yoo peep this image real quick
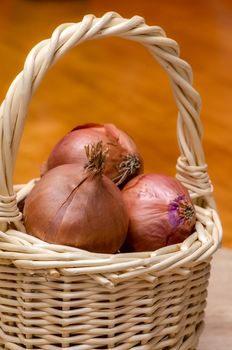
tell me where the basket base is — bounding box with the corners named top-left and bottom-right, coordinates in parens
top-left (0, 321), bottom-right (204, 350)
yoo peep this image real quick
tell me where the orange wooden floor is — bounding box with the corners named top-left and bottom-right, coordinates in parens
top-left (0, 0), bottom-right (231, 247)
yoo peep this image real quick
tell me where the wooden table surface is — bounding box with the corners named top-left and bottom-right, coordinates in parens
top-left (0, 0), bottom-right (231, 249)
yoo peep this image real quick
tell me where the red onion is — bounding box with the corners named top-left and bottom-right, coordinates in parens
top-left (121, 173), bottom-right (196, 252)
top-left (24, 142), bottom-right (129, 253)
top-left (41, 123), bottom-right (143, 186)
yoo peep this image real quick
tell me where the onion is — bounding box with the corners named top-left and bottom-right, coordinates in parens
top-left (24, 142), bottom-right (129, 254)
top-left (121, 173), bottom-right (196, 252)
top-left (41, 123), bottom-right (143, 186)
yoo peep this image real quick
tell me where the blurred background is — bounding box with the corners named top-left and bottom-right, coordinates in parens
top-left (0, 0), bottom-right (231, 247)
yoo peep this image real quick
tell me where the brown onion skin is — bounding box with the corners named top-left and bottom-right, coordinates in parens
top-left (24, 164), bottom-right (129, 254)
top-left (41, 123), bottom-right (143, 186)
top-left (121, 173), bottom-right (196, 252)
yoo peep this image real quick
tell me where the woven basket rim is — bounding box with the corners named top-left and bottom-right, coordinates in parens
top-left (0, 202), bottom-right (221, 279)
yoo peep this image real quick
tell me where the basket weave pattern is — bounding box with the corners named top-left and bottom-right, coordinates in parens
top-left (0, 12), bottom-right (222, 350)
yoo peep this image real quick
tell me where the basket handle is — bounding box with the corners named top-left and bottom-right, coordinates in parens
top-left (0, 12), bottom-right (215, 226)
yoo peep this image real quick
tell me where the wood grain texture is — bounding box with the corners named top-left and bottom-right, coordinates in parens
top-left (0, 0), bottom-right (231, 247)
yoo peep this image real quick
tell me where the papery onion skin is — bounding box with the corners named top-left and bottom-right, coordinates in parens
top-left (24, 155), bottom-right (129, 254)
top-left (41, 123), bottom-right (143, 186)
top-left (121, 173), bottom-right (196, 252)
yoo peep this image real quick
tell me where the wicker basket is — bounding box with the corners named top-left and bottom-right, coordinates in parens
top-left (0, 12), bottom-right (222, 350)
